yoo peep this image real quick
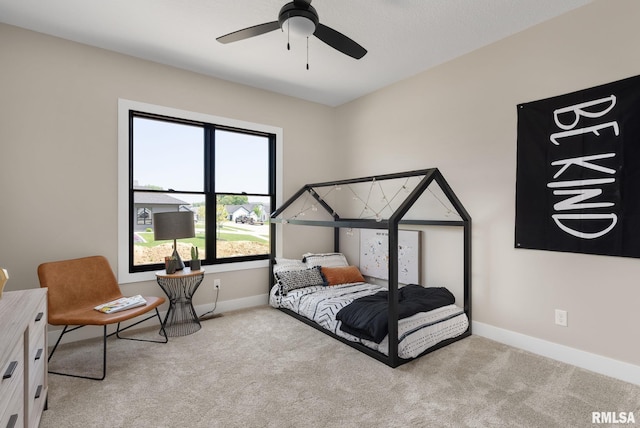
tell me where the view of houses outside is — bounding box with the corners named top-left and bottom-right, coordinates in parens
top-left (132, 192), bottom-right (270, 266)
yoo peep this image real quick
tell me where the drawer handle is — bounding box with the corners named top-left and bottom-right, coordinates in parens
top-left (35, 312), bottom-right (44, 322)
top-left (7, 414), bottom-right (18, 428)
top-left (35, 348), bottom-right (43, 361)
top-left (35, 384), bottom-right (42, 399)
top-left (3, 361), bottom-right (17, 379)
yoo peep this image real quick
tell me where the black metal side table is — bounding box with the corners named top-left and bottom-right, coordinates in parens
top-left (155, 268), bottom-right (204, 336)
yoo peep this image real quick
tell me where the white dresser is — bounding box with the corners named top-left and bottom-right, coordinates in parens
top-left (0, 289), bottom-right (48, 428)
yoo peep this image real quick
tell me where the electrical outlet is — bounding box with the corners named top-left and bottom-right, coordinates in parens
top-left (555, 309), bottom-right (568, 327)
top-left (214, 279), bottom-right (221, 290)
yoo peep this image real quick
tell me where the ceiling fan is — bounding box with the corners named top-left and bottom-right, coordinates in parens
top-left (216, 0), bottom-right (367, 60)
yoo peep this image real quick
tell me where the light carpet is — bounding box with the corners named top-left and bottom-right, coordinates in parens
top-left (40, 306), bottom-right (640, 428)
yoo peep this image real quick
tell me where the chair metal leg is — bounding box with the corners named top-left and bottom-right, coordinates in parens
top-left (48, 325), bottom-right (107, 381)
top-left (114, 308), bottom-right (168, 343)
top-left (47, 309), bottom-right (167, 381)
top-left (47, 325), bottom-right (69, 363)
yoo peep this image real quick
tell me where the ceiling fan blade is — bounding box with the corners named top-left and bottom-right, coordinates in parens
top-left (313, 23), bottom-right (367, 59)
top-left (217, 21), bottom-right (281, 44)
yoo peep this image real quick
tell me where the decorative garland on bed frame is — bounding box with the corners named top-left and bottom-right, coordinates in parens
top-left (270, 168), bottom-right (472, 368)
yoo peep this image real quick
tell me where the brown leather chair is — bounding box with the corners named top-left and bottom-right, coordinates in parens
top-left (38, 255), bottom-right (168, 380)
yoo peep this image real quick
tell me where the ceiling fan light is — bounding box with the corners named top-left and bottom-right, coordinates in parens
top-left (286, 16), bottom-right (315, 37)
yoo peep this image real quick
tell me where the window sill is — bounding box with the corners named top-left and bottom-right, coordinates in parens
top-left (118, 259), bottom-right (269, 284)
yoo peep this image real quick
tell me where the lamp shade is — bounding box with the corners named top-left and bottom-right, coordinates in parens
top-left (153, 211), bottom-right (195, 241)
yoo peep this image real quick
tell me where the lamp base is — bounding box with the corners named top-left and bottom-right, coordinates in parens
top-left (172, 247), bottom-right (185, 271)
top-left (165, 241), bottom-right (185, 274)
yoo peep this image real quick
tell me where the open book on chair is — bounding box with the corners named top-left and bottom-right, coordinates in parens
top-left (94, 295), bottom-right (147, 314)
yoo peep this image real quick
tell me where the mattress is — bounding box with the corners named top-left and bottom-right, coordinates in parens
top-left (269, 282), bottom-right (469, 359)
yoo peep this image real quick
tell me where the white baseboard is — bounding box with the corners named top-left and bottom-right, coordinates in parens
top-left (473, 321), bottom-right (640, 386)
top-left (196, 293), bottom-right (269, 316)
top-left (46, 294), bottom-right (269, 346)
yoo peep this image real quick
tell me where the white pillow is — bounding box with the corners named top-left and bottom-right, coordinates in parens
top-left (302, 252), bottom-right (349, 268)
top-left (273, 258), bottom-right (308, 274)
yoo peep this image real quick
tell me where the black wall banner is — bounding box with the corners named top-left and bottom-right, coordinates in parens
top-left (515, 75), bottom-right (640, 258)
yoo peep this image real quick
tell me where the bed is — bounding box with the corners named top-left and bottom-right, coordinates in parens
top-left (269, 169), bottom-right (472, 367)
top-left (269, 263), bottom-right (469, 359)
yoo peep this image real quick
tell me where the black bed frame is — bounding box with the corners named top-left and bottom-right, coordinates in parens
top-left (269, 168), bottom-right (471, 368)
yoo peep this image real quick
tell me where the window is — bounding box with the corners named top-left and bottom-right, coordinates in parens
top-left (136, 208), bottom-right (152, 225)
top-left (118, 100), bottom-right (282, 281)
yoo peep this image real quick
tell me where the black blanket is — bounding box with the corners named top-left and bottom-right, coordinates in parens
top-left (335, 285), bottom-right (455, 343)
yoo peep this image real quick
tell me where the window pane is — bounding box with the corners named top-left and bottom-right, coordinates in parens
top-left (133, 192), bottom-right (205, 267)
top-left (216, 195), bottom-right (270, 259)
top-left (215, 130), bottom-right (269, 194)
top-left (133, 117), bottom-right (204, 192)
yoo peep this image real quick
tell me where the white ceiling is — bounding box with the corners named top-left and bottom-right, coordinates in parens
top-left (0, 0), bottom-right (593, 106)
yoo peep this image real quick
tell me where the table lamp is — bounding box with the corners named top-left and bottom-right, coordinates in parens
top-left (153, 211), bottom-right (195, 271)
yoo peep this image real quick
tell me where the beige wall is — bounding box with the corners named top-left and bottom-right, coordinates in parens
top-left (0, 24), bottom-right (338, 307)
top-left (335, 0), bottom-right (640, 367)
top-left (1, 0), bottom-right (638, 371)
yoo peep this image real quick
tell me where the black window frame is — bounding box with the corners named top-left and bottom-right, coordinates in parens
top-left (128, 110), bottom-right (276, 273)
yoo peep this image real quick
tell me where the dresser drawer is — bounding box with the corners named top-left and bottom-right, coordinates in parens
top-left (0, 337), bottom-right (24, 421)
top-left (28, 374), bottom-right (46, 428)
top-left (0, 389), bottom-right (24, 428)
top-left (28, 328), bottom-right (47, 428)
top-left (28, 296), bottom-right (47, 349)
top-left (28, 326), bottom-right (46, 390)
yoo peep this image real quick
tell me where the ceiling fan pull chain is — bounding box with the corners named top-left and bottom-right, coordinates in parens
top-left (287, 15), bottom-right (291, 51)
top-left (306, 36), bottom-right (309, 70)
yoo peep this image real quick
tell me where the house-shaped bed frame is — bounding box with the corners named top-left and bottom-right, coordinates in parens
top-left (270, 168), bottom-right (471, 367)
